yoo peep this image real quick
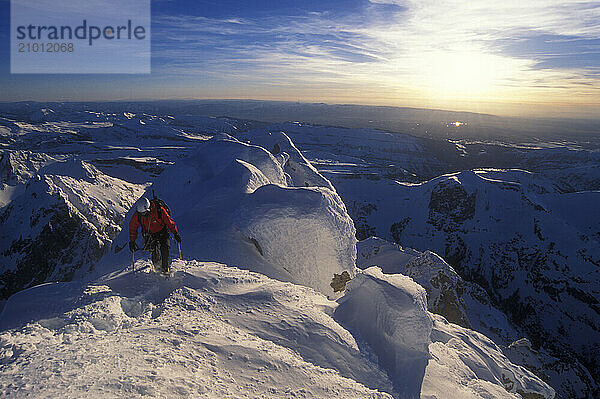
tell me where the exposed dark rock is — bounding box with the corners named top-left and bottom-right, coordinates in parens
top-left (390, 217), bottom-right (411, 244)
top-left (330, 271), bottom-right (351, 292)
top-left (0, 204), bottom-right (107, 299)
top-left (428, 180), bottom-right (476, 229)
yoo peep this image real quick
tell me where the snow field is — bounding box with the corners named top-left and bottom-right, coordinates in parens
top-left (1, 258), bottom-right (554, 398)
top-left (0, 126), bottom-right (557, 398)
top-left (105, 134), bottom-right (356, 297)
top-left (335, 267), bottom-right (432, 398)
top-left (0, 261), bottom-right (392, 398)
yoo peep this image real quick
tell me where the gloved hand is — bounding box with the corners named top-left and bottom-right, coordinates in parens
top-left (174, 232), bottom-right (182, 243)
top-left (129, 241), bottom-right (138, 252)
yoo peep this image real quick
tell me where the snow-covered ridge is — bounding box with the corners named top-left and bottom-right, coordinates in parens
top-left (357, 237), bottom-right (595, 398)
top-left (0, 261), bottom-right (393, 398)
top-left (0, 160), bottom-right (145, 299)
top-left (0, 150), bottom-right (60, 186)
top-left (0, 260), bottom-right (554, 399)
top-left (1, 104), bottom-right (593, 397)
top-left (339, 169), bottom-right (600, 397)
top-left (0, 108), bottom-right (259, 300)
top-left (102, 133), bottom-right (356, 297)
top-left (0, 124), bottom-right (555, 398)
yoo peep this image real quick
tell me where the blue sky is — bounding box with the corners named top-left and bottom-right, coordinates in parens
top-left (1, 0), bottom-right (599, 117)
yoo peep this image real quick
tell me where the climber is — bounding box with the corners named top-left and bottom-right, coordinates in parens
top-left (129, 196), bottom-right (181, 274)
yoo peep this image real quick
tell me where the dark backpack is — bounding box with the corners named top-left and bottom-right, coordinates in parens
top-left (138, 191), bottom-right (172, 232)
top-left (151, 197), bottom-right (171, 216)
top-left (150, 189), bottom-right (171, 216)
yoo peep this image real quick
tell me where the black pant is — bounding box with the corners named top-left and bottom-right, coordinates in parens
top-left (144, 228), bottom-right (170, 272)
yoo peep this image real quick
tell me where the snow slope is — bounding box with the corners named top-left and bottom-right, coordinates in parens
top-left (0, 160), bottom-right (145, 299)
top-left (357, 237), bottom-right (595, 398)
top-left (0, 106), bottom-right (256, 299)
top-left (0, 260), bottom-right (553, 399)
top-left (1, 103), bottom-right (591, 397)
top-left (103, 133), bottom-right (356, 297)
top-left (336, 169), bottom-right (600, 397)
top-left (0, 123), bottom-right (555, 398)
top-left (0, 261), bottom-right (392, 398)
top-left (0, 150), bottom-right (59, 185)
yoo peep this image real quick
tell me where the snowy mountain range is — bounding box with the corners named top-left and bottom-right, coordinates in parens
top-left (0, 102), bottom-right (598, 398)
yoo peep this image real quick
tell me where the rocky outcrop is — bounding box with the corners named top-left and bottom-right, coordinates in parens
top-left (357, 237), bottom-right (598, 398)
top-left (428, 177), bottom-right (476, 229)
top-left (0, 150), bottom-right (57, 185)
top-left (0, 161), bottom-right (145, 299)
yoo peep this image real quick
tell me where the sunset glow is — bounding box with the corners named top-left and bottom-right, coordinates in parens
top-left (1, 0), bottom-right (599, 118)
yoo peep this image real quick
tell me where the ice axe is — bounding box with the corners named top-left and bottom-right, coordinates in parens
top-left (178, 242), bottom-right (182, 259)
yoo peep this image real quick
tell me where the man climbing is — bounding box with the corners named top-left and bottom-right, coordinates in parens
top-left (129, 197), bottom-right (181, 274)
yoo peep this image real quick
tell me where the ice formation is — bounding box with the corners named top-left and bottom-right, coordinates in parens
top-left (103, 134), bottom-right (356, 297)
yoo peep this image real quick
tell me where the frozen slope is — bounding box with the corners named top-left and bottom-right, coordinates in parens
top-left (102, 134), bottom-right (356, 297)
top-left (0, 133), bottom-right (554, 398)
top-left (0, 260), bottom-right (553, 399)
top-left (357, 237), bottom-right (595, 398)
top-left (333, 168), bottom-right (600, 393)
top-left (0, 160), bottom-right (146, 299)
top-left (0, 261), bottom-right (392, 398)
top-left (0, 120), bottom-right (557, 398)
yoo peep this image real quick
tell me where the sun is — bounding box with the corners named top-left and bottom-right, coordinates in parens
top-left (419, 50), bottom-right (519, 99)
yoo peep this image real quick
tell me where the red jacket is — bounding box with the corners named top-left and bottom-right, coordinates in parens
top-left (129, 202), bottom-right (178, 242)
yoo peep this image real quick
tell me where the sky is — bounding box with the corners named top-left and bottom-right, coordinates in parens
top-left (1, 0), bottom-right (599, 118)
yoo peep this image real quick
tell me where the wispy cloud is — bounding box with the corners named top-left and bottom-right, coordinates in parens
top-left (148, 0), bottom-right (600, 112)
top-left (2, 0), bottom-right (597, 114)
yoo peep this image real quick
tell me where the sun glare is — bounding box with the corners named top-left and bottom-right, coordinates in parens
top-left (419, 50), bottom-right (521, 100)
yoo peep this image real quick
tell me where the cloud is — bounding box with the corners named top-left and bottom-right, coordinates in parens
top-left (6, 0), bottom-right (596, 113)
